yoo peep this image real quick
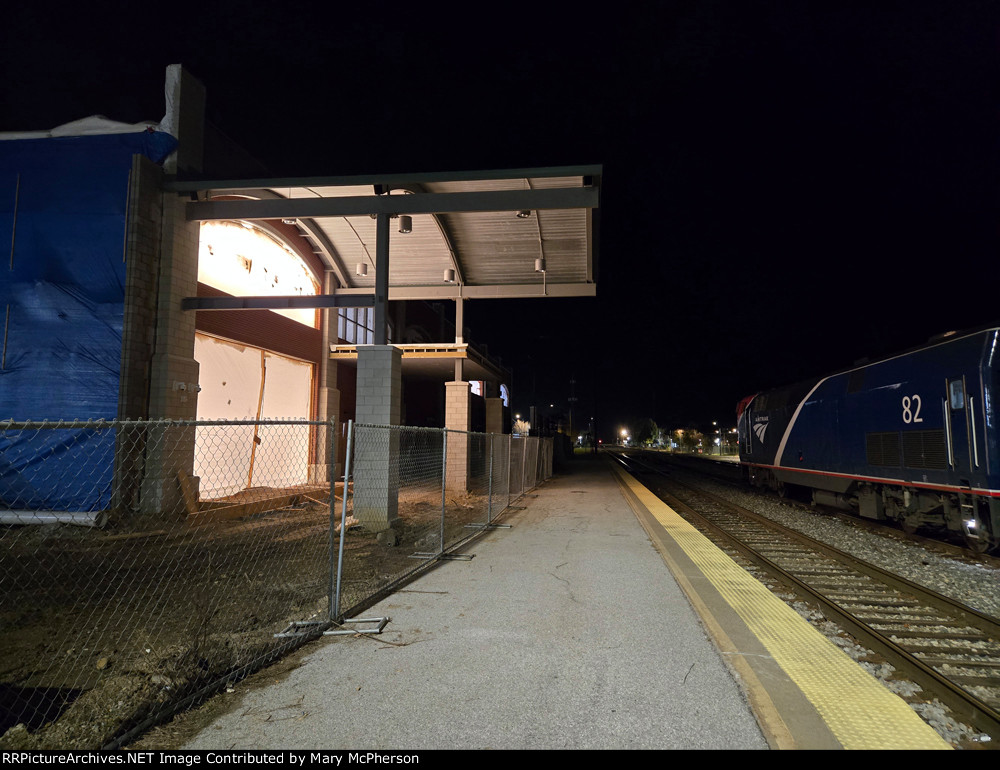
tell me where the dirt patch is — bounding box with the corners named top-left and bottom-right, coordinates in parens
top-left (125, 640), bottom-right (321, 751)
top-left (0, 487), bottom-right (496, 749)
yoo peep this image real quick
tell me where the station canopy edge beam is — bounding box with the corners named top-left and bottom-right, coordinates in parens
top-left (165, 165), bottom-right (603, 194)
top-left (184, 187), bottom-right (599, 222)
top-left (181, 294), bottom-right (375, 311)
top-left (333, 284), bottom-right (596, 300)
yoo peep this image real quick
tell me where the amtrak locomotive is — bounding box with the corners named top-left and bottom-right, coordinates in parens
top-left (737, 327), bottom-right (1000, 552)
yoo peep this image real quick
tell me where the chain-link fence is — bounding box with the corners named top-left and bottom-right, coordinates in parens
top-left (0, 418), bottom-right (551, 750)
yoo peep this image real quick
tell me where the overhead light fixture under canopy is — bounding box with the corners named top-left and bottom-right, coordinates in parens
top-left (443, 268), bottom-right (456, 283)
top-left (356, 263), bottom-right (368, 277)
top-left (398, 215), bottom-right (412, 234)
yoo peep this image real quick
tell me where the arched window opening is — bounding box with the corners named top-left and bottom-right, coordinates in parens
top-left (198, 220), bottom-right (320, 328)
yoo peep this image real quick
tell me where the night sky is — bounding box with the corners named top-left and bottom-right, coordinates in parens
top-left (3, 2), bottom-right (998, 441)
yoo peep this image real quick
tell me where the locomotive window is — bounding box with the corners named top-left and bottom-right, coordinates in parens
top-left (758, 387), bottom-right (793, 410)
top-left (949, 381), bottom-right (965, 410)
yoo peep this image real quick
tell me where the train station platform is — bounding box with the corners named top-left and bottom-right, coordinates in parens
top-left (180, 454), bottom-right (951, 751)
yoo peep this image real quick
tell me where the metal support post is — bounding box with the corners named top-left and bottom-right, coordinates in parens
top-left (487, 435), bottom-right (494, 524)
top-left (507, 434), bottom-right (513, 508)
top-left (332, 419), bottom-right (354, 621)
top-left (521, 437), bottom-right (531, 495)
top-left (327, 419), bottom-right (338, 620)
top-left (440, 428), bottom-right (447, 554)
top-left (279, 420), bottom-right (389, 639)
top-left (374, 214), bottom-right (390, 345)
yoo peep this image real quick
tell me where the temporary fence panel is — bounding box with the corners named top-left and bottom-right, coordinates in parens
top-left (0, 419), bottom-right (333, 751)
top-left (0, 418), bottom-right (553, 750)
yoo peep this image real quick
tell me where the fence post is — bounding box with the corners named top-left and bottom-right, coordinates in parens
top-left (327, 418), bottom-right (337, 619)
top-left (506, 434), bottom-right (512, 508)
top-left (440, 428), bottom-right (447, 554)
top-left (332, 419), bottom-right (354, 621)
top-left (521, 437), bottom-right (531, 495)
top-left (487, 434), bottom-right (494, 525)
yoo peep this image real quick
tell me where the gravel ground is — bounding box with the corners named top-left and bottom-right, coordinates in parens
top-left (685, 470), bottom-right (1000, 749)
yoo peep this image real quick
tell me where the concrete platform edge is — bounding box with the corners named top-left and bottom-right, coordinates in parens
top-left (607, 460), bottom-right (951, 751)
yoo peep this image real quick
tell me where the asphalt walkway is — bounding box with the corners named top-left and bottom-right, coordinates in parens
top-left (183, 454), bottom-right (768, 750)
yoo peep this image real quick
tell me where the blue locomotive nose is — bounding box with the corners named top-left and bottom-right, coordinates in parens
top-left (736, 327), bottom-right (1000, 553)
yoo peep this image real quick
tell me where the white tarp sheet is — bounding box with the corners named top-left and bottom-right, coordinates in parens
top-left (194, 333), bottom-right (313, 499)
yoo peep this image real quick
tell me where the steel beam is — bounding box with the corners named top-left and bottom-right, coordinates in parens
top-left (374, 212), bottom-right (390, 345)
top-left (186, 187), bottom-right (599, 222)
top-left (164, 164), bottom-right (604, 194)
top-left (181, 294), bottom-right (375, 311)
top-left (332, 283), bottom-right (597, 300)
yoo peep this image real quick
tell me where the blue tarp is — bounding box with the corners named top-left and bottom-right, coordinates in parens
top-left (0, 130), bottom-right (177, 511)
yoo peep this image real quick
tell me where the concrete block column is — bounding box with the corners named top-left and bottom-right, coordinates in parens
top-left (355, 345), bottom-right (402, 426)
top-left (445, 381), bottom-right (471, 493)
top-left (353, 346), bottom-right (402, 531)
top-left (140, 192), bottom-right (201, 514)
top-left (114, 155), bottom-right (164, 515)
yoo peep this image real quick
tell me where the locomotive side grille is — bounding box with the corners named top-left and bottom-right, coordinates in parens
top-left (866, 432), bottom-right (900, 466)
top-left (901, 429), bottom-right (947, 470)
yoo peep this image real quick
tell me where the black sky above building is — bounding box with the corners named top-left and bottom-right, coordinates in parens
top-left (3, 2), bottom-right (997, 440)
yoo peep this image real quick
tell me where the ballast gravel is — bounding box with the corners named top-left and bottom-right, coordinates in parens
top-left (690, 471), bottom-right (1000, 748)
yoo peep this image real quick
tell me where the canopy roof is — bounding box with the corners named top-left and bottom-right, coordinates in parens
top-left (169, 165), bottom-right (601, 301)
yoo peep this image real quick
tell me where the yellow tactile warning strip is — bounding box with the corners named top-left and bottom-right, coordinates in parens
top-left (611, 464), bottom-right (951, 750)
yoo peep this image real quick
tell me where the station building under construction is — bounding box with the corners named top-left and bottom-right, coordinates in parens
top-left (0, 65), bottom-right (601, 528)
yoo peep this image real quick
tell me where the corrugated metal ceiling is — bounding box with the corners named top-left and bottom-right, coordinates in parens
top-left (176, 166), bottom-right (600, 301)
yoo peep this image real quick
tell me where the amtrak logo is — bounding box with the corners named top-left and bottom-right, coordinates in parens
top-left (752, 422), bottom-right (768, 443)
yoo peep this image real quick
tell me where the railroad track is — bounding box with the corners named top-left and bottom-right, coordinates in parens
top-left (611, 450), bottom-right (1000, 742)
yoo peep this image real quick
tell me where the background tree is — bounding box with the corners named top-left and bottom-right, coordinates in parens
top-left (670, 428), bottom-right (703, 452)
top-left (635, 418), bottom-right (659, 447)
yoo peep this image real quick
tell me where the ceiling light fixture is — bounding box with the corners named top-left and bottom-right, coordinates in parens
top-left (534, 257), bottom-right (546, 273)
top-left (516, 210), bottom-right (531, 218)
top-left (443, 268), bottom-right (456, 283)
top-left (356, 263), bottom-right (368, 277)
top-left (398, 215), bottom-right (412, 234)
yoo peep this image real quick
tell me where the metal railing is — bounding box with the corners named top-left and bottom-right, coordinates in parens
top-left (0, 418), bottom-right (551, 749)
